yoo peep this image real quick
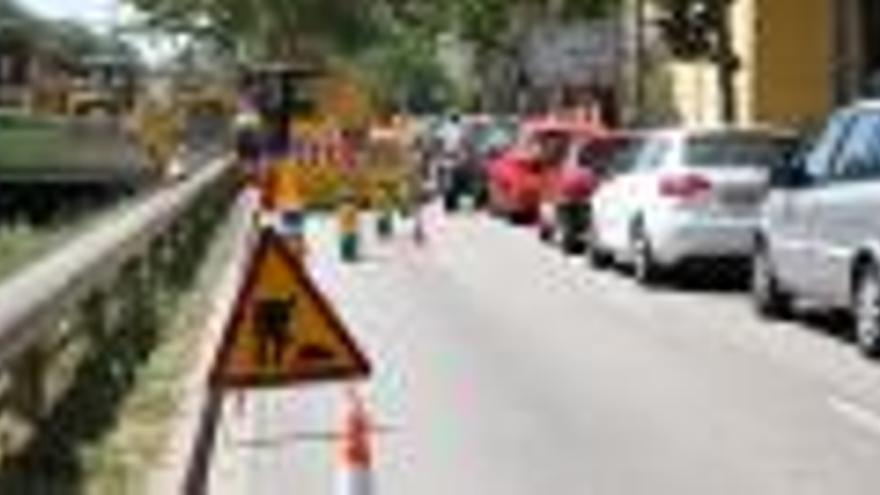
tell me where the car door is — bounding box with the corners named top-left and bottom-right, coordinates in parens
top-left (591, 164), bottom-right (632, 253)
top-left (591, 139), bottom-right (644, 252)
top-left (631, 134), bottom-right (679, 238)
top-left (770, 111), bottom-right (855, 296)
top-left (809, 110), bottom-right (880, 306)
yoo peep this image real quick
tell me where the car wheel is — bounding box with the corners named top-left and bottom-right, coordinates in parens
top-left (854, 265), bottom-right (880, 358)
top-left (751, 246), bottom-right (792, 319)
top-left (561, 227), bottom-right (585, 255)
top-left (585, 221), bottom-right (611, 269)
top-left (561, 236), bottom-right (584, 255)
top-left (539, 222), bottom-right (555, 243)
top-left (443, 191), bottom-right (459, 212)
top-left (632, 224), bottom-right (662, 286)
top-left (588, 245), bottom-right (612, 270)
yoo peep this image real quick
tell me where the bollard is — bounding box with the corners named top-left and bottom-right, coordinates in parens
top-left (339, 200), bottom-right (361, 262)
top-left (376, 210), bottom-right (393, 240)
top-left (375, 183), bottom-right (395, 240)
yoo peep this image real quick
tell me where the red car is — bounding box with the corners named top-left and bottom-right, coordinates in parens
top-left (538, 132), bottom-right (632, 253)
top-left (488, 116), bottom-right (607, 230)
top-left (487, 147), bottom-right (543, 223)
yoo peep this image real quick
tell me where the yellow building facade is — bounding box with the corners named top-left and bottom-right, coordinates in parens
top-left (661, 0), bottom-right (880, 129)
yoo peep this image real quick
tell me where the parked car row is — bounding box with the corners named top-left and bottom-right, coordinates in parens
top-left (489, 101), bottom-right (880, 358)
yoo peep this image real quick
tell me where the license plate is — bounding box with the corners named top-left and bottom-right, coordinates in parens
top-left (721, 188), bottom-right (763, 206)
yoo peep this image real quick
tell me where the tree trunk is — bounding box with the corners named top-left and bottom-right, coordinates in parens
top-left (634, 0), bottom-right (646, 123)
top-left (715, 0), bottom-right (738, 123)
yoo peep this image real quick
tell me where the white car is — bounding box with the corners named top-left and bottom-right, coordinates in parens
top-left (752, 101), bottom-right (880, 356)
top-left (590, 127), bottom-right (797, 285)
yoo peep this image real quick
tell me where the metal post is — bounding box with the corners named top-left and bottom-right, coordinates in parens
top-left (183, 388), bottom-right (224, 495)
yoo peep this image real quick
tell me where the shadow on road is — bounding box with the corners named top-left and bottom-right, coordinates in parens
top-left (796, 310), bottom-right (856, 346)
top-left (663, 262), bottom-right (750, 294)
top-left (601, 257), bottom-right (864, 352)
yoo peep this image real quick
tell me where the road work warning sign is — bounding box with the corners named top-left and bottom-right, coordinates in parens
top-left (210, 230), bottom-right (370, 388)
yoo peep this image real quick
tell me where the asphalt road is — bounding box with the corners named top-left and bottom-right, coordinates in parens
top-left (207, 206), bottom-right (880, 495)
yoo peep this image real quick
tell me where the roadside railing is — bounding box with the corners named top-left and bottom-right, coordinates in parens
top-left (0, 156), bottom-right (239, 486)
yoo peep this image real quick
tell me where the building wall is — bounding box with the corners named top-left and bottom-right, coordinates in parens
top-left (750, 0), bottom-right (832, 127)
top-left (833, 0), bottom-right (880, 102)
top-left (668, 61), bottom-right (718, 126)
top-left (664, 0), bottom-right (833, 128)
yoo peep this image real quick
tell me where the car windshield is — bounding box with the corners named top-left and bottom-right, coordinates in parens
top-left (685, 133), bottom-right (796, 168)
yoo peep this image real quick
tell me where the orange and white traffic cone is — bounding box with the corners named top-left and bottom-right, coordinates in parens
top-left (337, 388), bottom-right (374, 495)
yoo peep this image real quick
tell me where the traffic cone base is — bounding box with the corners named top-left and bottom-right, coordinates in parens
top-left (337, 388), bottom-right (374, 495)
top-left (337, 470), bottom-right (373, 495)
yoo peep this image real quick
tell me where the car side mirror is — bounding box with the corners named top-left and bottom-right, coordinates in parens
top-left (771, 157), bottom-right (811, 189)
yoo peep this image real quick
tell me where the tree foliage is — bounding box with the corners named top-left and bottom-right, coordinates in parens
top-left (0, 0), bottom-right (138, 64)
top-left (125, 0), bottom-right (388, 59)
top-left (654, 0), bottom-right (732, 60)
top-left (653, 0), bottom-right (738, 122)
top-left (406, 0), bottom-right (620, 58)
top-left (126, 0), bottom-right (623, 62)
top-left (123, 0), bottom-right (621, 109)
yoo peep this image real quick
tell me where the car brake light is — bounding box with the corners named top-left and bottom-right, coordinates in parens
top-left (659, 173), bottom-right (712, 199)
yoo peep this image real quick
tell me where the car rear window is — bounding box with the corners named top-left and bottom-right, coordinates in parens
top-left (477, 122), bottom-right (517, 154)
top-left (685, 134), bottom-right (796, 168)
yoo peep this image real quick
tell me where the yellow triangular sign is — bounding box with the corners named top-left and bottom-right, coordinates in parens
top-left (210, 230), bottom-right (370, 388)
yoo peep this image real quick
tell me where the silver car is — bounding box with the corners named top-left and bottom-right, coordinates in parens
top-left (752, 101), bottom-right (880, 356)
